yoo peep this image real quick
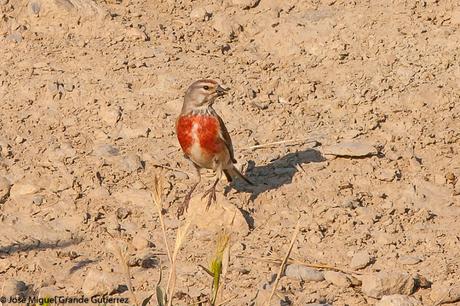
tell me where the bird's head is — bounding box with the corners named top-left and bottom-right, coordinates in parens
top-left (183, 79), bottom-right (228, 112)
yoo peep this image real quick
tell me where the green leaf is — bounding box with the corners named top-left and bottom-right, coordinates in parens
top-left (141, 293), bottom-right (154, 306)
top-left (156, 286), bottom-right (166, 306)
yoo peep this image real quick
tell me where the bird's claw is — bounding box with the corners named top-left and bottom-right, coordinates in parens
top-left (177, 194), bottom-right (191, 218)
top-left (201, 186), bottom-right (217, 210)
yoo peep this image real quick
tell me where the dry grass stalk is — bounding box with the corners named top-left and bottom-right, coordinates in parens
top-left (166, 215), bottom-right (194, 306)
top-left (241, 138), bottom-right (318, 151)
top-left (266, 218), bottom-right (301, 305)
top-left (111, 241), bottom-right (140, 306)
top-left (151, 163), bottom-right (193, 178)
top-left (237, 255), bottom-right (363, 276)
top-left (150, 173), bottom-right (172, 263)
top-left (216, 294), bottom-right (238, 306)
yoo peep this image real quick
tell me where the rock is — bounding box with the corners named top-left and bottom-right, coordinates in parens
top-left (322, 141), bottom-right (377, 157)
top-left (6, 32), bottom-right (23, 43)
top-left (350, 250), bottom-right (373, 270)
top-left (378, 169), bottom-right (396, 182)
top-left (93, 144), bottom-right (119, 157)
top-left (0, 176), bottom-right (11, 203)
top-left (48, 143), bottom-right (77, 161)
top-left (116, 207), bottom-right (131, 220)
top-left (81, 269), bottom-right (123, 297)
top-left (190, 7), bottom-right (208, 21)
top-left (232, 0), bottom-right (260, 9)
top-left (125, 27), bottom-right (148, 41)
top-left (132, 233), bottom-right (152, 250)
top-left (118, 153), bottom-right (143, 172)
top-left (284, 264), bottom-right (324, 282)
top-left (186, 194), bottom-right (249, 235)
top-left (10, 183), bottom-right (40, 198)
top-left (2, 279), bottom-right (28, 297)
top-left (323, 271), bottom-right (351, 288)
top-left (15, 136), bottom-right (26, 144)
top-left (29, 1), bottom-right (41, 15)
top-left (361, 272), bottom-right (415, 298)
top-left (32, 194), bottom-right (44, 206)
top-left (398, 255), bottom-right (422, 265)
top-left (100, 106), bottom-right (121, 126)
top-left (212, 13), bottom-right (241, 38)
top-left (376, 295), bottom-right (422, 306)
top-left (0, 138), bottom-right (11, 157)
top-left (430, 280), bottom-right (460, 304)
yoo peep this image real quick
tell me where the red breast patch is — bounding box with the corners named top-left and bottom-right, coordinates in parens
top-left (176, 114), bottom-right (223, 156)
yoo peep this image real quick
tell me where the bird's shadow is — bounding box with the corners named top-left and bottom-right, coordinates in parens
top-left (226, 148), bottom-right (325, 201)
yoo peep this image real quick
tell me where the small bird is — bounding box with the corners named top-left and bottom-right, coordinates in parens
top-left (176, 79), bottom-right (253, 217)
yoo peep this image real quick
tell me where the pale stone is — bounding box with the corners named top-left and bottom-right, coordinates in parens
top-left (322, 141), bottom-right (377, 157)
top-left (362, 272), bottom-right (415, 298)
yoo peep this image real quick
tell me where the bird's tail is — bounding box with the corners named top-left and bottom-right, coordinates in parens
top-left (224, 166), bottom-right (254, 185)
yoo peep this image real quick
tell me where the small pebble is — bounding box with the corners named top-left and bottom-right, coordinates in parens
top-left (376, 294), bottom-right (422, 306)
top-left (0, 176), bottom-right (11, 203)
top-left (398, 255), bottom-right (422, 265)
top-left (82, 269), bottom-right (123, 297)
top-left (29, 1), bottom-right (40, 14)
top-left (93, 144), bottom-right (119, 157)
top-left (32, 194), bottom-right (44, 206)
top-left (362, 272), bottom-right (415, 298)
top-left (132, 233), bottom-right (151, 250)
top-left (10, 183), bottom-right (40, 198)
top-left (2, 279), bottom-right (27, 297)
top-left (15, 136), bottom-right (26, 144)
top-left (119, 153), bottom-right (143, 172)
top-left (323, 271), bottom-right (351, 288)
top-left (284, 264), bottom-right (324, 282)
top-left (350, 250), bottom-right (373, 270)
top-left (6, 32), bottom-right (23, 43)
top-left (322, 141), bottom-right (377, 157)
top-left (430, 280), bottom-right (460, 304)
top-left (116, 207), bottom-right (131, 220)
top-left (190, 7), bottom-right (208, 21)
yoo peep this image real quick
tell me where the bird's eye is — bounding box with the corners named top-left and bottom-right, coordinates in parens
top-left (203, 86), bottom-right (209, 90)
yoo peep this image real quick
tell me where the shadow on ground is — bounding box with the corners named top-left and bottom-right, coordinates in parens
top-left (0, 238), bottom-right (82, 255)
top-left (226, 148), bottom-right (325, 201)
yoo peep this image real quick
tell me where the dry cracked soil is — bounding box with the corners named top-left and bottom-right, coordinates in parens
top-left (0, 0), bottom-right (460, 305)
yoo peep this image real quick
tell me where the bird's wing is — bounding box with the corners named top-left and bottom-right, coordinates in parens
top-left (217, 114), bottom-right (237, 163)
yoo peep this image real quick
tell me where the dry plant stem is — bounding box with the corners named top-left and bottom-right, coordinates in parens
top-left (237, 255), bottom-right (363, 276)
top-left (241, 138), bottom-right (317, 150)
top-left (289, 259), bottom-right (363, 276)
top-left (166, 216), bottom-right (194, 306)
top-left (113, 243), bottom-right (140, 306)
top-left (150, 175), bottom-right (172, 263)
top-left (216, 294), bottom-right (238, 306)
top-left (267, 218), bottom-right (301, 306)
top-left (151, 163), bottom-right (193, 178)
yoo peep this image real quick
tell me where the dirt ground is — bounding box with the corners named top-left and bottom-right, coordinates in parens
top-left (1, 0), bottom-right (459, 305)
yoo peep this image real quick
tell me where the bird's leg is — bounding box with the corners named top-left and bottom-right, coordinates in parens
top-left (177, 165), bottom-right (201, 218)
top-left (202, 162), bottom-right (222, 209)
top-left (202, 177), bottom-right (219, 209)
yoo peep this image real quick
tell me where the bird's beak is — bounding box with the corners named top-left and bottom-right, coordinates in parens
top-left (216, 84), bottom-right (229, 96)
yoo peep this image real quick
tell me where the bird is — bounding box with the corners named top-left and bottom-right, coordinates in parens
top-left (175, 79), bottom-right (253, 217)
